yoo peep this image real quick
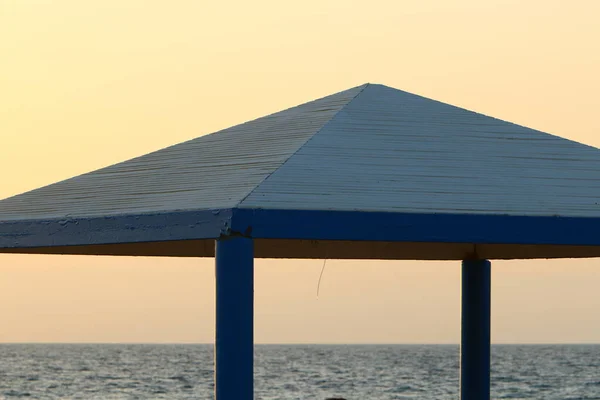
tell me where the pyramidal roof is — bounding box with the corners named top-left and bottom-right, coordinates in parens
top-left (2, 83), bottom-right (600, 260)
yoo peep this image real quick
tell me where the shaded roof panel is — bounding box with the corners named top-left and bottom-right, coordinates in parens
top-left (241, 84), bottom-right (600, 217)
top-left (0, 84), bottom-right (366, 221)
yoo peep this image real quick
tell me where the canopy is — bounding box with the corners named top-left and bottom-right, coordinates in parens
top-left (1, 83), bottom-right (600, 260)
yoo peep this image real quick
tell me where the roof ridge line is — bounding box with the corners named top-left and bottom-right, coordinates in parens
top-left (233, 83), bottom-right (370, 209)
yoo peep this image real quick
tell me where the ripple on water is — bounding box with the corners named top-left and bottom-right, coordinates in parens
top-left (0, 344), bottom-right (600, 399)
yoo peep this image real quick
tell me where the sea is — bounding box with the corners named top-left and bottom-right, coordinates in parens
top-left (0, 344), bottom-right (599, 399)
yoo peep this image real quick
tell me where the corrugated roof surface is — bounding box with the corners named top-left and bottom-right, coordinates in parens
top-left (0, 85), bottom-right (365, 221)
top-left (241, 84), bottom-right (600, 217)
top-left (1, 83), bottom-right (599, 224)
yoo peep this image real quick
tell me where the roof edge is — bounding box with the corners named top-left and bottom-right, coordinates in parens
top-left (0, 209), bottom-right (232, 250)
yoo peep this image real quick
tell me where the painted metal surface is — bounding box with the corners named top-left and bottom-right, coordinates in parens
top-left (460, 259), bottom-right (491, 400)
top-left (231, 208), bottom-right (600, 246)
top-left (215, 237), bottom-right (254, 400)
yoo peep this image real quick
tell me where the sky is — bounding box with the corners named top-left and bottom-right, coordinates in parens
top-left (1, 0), bottom-right (600, 344)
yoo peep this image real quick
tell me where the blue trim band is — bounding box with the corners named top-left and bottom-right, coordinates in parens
top-left (232, 208), bottom-right (600, 246)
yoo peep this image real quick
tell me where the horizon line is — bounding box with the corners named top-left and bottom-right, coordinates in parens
top-left (2, 342), bottom-right (600, 346)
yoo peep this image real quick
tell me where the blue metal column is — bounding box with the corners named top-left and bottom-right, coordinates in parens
top-left (461, 259), bottom-right (491, 400)
top-left (215, 236), bottom-right (254, 400)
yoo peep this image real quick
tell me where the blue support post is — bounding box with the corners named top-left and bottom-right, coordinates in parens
top-left (215, 236), bottom-right (254, 400)
top-left (461, 259), bottom-right (491, 400)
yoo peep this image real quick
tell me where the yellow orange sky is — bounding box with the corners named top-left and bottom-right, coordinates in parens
top-left (1, 0), bottom-right (600, 343)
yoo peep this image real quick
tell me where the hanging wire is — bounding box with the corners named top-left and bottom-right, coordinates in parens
top-left (316, 258), bottom-right (328, 298)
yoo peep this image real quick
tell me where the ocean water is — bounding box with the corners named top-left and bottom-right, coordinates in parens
top-left (0, 344), bottom-right (599, 399)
